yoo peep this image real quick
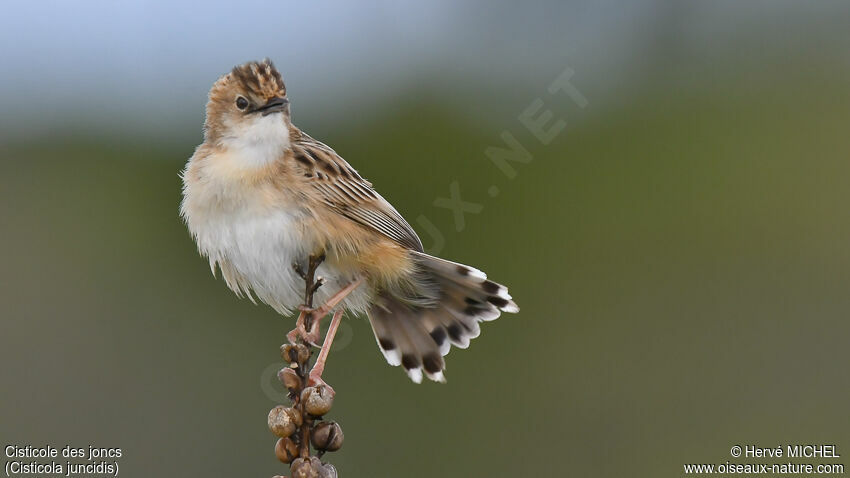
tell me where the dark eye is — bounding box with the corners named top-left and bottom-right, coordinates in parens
top-left (235, 96), bottom-right (249, 110)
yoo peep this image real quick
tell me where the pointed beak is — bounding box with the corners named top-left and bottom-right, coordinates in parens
top-left (255, 97), bottom-right (289, 116)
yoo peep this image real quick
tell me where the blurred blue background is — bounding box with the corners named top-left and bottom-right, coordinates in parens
top-left (1, 1), bottom-right (849, 476)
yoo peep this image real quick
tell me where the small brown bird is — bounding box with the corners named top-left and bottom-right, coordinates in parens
top-left (181, 59), bottom-right (518, 386)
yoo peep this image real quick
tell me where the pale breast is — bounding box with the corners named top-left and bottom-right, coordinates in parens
top-left (214, 207), bottom-right (308, 312)
top-left (182, 159), bottom-right (371, 315)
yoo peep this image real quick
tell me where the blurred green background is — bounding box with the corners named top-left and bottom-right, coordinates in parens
top-left (2, 1), bottom-right (849, 477)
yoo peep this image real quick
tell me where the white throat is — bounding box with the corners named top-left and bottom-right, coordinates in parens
top-left (220, 114), bottom-right (291, 168)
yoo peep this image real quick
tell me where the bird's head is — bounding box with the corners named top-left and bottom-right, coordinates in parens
top-left (203, 59), bottom-right (292, 149)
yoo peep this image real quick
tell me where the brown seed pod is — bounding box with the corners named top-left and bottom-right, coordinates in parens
top-left (274, 437), bottom-right (299, 464)
top-left (280, 344), bottom-right (295, 362)
top-left (311, 421), bottom-right (344, 452)
top-left (294, 344), bottom-right (311, 364)
top-left (318, 462), bottom-right (338, 478)
top-left (286, 407), bottom-right (303, 427)
top-left (278, 367), bottom-right (302, 391)
top-left (280, 344), bottom-right (311, 365)
top-left (268, 405), bottom-right (298, 438)
top-left (290, 457), bottom-right (321, 478)
top-left (301, 386), bottom-right (334, 416)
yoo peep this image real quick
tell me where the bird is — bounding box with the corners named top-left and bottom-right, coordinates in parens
top-left (180, 59), bottom-right (519, 386)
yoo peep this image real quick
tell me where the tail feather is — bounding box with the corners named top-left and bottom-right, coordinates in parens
top-left (412, 251), bottom-right (519, 314)
top-left (368, 252), bottom-right (519, 383)
top-left (369, 293), bottom-right (445, 383)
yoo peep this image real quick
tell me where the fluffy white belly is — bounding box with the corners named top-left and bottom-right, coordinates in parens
top-left (189, 206), bottom-right (370, 316)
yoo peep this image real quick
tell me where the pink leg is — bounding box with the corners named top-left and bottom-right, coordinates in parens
top-left (310, 277), bottom-right (364, 319)
top-left (286, 309), bottom-right (310, 344)
top-left (308, 309), bottom-right (344, 395)
top-left (288, 277), bottom-right (363, 346)
top-left (301, 277), bottom-right (364, 344)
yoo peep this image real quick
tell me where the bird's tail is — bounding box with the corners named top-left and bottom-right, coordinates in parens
top-left (367, 251), bottom-right (519, 383)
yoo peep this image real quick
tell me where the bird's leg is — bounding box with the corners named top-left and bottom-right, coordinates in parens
top-left (308, 277), bottom-right (364, 319)
top-left (286, 308), bottom-right (310, 345)
top-left (300, 277), bottom-right (363, 346)
top-left (300, 308), bottom-right (323, 347)
top-left (307, 309), bottom-right (344, 396)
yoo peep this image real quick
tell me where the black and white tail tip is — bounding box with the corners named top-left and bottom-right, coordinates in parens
top-left (369, 253), bottom-right (519, 383)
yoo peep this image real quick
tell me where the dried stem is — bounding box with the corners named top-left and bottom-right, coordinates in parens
top-left (271, 253), bottom-right (341, 478)
top-left (292, 253), bottom-right (324, 306)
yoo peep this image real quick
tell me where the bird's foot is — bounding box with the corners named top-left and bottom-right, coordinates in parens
top-left (286, 309), bottom-right (320, 346)
top-left (286, 324), bottom-right (307, 345)
top-left (287, 322), bottom-right (323, 347)
top-left (294, 306), bottom-right (325, 347)
top-left (302, 320), bottom-right (323, 347)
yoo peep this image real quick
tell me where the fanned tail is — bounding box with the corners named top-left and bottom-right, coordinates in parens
top-left (368, 251), bottom-right (519, 383)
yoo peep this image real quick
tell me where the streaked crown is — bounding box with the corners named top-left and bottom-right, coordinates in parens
top-left (229, 59), bottom-right (286, 99)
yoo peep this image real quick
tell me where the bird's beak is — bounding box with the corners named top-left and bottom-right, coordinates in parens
top-left (255, 97), bottom-right (289, 116)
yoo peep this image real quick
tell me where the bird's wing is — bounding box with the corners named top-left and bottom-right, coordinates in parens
top-left (291, 133), bottom-right (424, 252)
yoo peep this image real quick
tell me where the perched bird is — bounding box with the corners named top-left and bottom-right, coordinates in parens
top-left (181, 59), bottom-right (518, 384)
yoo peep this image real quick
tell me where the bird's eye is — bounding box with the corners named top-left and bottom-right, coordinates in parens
top-left (235, 96), bottom-right (249, 110)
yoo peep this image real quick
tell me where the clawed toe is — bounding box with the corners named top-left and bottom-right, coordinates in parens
top-left (286, 329), bottom-right (298, 345)
top-left (286, 325), bottom-right (308, 345)
top-left (304, 328), bottom-right (322, 347)
top-left (289, 308), bottom-right (323, 346)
